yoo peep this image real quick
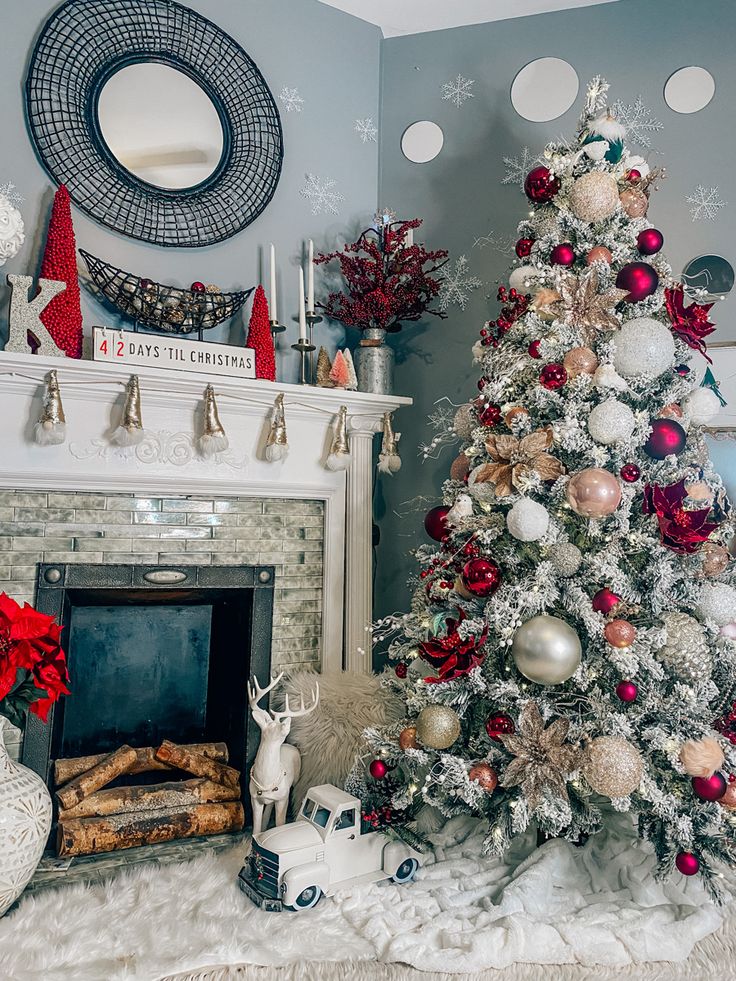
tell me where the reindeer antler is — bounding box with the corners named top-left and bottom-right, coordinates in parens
top-left (247, 671), bottom-right (285, 710)
top-left (272, 682), bottom-right (320, 723)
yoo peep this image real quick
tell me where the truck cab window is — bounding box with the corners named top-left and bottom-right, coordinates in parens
top-left (302, 799), bottom-right (315, 819)
top-left (334, 808), bottom-right (355, 831)
top-left (312, 806), bottom-right (331, 828)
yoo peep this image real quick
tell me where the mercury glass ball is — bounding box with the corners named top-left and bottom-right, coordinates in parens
top-left (550, 543), bottom-right (583, 577)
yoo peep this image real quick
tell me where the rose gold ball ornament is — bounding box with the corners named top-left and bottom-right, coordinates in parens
top-left (468, 763), bottom-right (498, 793)
top-left (701, 543), bottom-right (730, 578)
top-left (563, 347), bottom-right (599, 378)
top-left (586, 246), bottom-right (613, 266)
top-left (604, 619), bottom-right (637, 648)
top-left (399, 725), bottom-right (419, 751)
top-left (719, 779), bottom-right (736, 810)
top-left (619, 187), bottom-right (649, 218)
top-left (566, 468), bottom-right (622, 518)
top-left (658, 403), bottom-right (684, 420)
top-left (685, 480), bottom-right (714, 506)
top-left (450, 454), bottom-right (471, 482)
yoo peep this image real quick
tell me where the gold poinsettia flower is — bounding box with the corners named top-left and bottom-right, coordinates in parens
top-left (473, 427), bottom-right (564, 497)
top-left (499, 701), bottom-right (584, 809)
top-left (533, 268), bottom-right (628, 338)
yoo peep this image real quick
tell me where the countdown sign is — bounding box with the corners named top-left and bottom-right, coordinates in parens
top-left (92, 327), bottom-right (255, 379)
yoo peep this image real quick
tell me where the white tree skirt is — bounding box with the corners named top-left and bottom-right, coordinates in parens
top-left (0, 814), bottom-right (730, 981)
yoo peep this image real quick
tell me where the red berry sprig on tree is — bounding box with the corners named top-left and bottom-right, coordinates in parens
top-left (40, 184), bottom-right (83, 358)
top-left (480, 285), bottom-right (530, 348)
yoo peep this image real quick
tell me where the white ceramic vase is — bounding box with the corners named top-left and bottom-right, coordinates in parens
top-left (0, 722), bottom-right (52, 916)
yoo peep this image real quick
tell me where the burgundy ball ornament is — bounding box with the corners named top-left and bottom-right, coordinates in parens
top-left (644, 419), bottom-right (687, 460)
top-left (620, 463), bottom-right (641, 483)
top-left (528, 339), bottom-right (542, 360)
top-left (394, 662), bottom-right (408, 679)
top-left (485, 712), bottom-right (515, 741)
top-left (140, 278), bottom-right (153, 290)
top-left (424, 505), bottom-right (450, 541)
top-left (626, 168), bottom-right (642, 184)
top-left (636, 228), bottom-right (664, 256)
top-left (515, 237), bottom-right (534, 258)
top-left (675, 851), bottom-right (700, 876)
top-left (190, 281), bottom-right (206, 293)
top-left (616, 680), bottom-right (638, 703)
top-left (524, 166), bottom-right (561, 204)
top-left (692, 772), bottom-right (728, 802)
top-left (592, 587), bottom-right (622, 615)
top-left (462, 558), bottom-right (502, 598)
top-left (539, 362), bottom-right (567, 390)
top-left (369, 759), bottom-right (388, 780)
top-left (551, 243), bottom-right (575, 267)
top-left (615, 262), bottom-right (659, 303)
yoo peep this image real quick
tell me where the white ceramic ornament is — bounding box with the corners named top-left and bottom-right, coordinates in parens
top-left (506, 498), bottom-right (549, 542)
top-left (613, 318), bottom-right (675, 379)
top-left (512, 614), bottom-right (582, 685)
top-left (683, 387), bottom-right (721, 426)
top-left (697, 583), bottom-right (736, 627)
top-left (587, 398), bottom-right (636, 444)
top-left (509, 265), bottom-right (541, 292)
top-left (447, 493), bottom-right (473, 526)
top-left (593, 363), bottom-right (628, 392)
top-left (0, 193), bottom-right (25, 266)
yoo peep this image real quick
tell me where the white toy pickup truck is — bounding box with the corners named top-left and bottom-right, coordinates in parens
top-left (238, 784), bottom-right (422, 911)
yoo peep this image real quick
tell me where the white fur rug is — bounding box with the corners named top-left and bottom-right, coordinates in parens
top-left (1, 813), bottom-right (731, 981)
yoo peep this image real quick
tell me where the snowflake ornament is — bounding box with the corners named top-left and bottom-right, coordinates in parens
top-left (611, 96), bottom-right (663, 148)
top-left (686, 185), bottom-right (727, 222)
top-left (438, 255), bottom-right (482, 311)
top-left (441, 74), bottom-right (475, 108)
top-left (501, 147), bottom-right (535, 190)
top-left (278, 86), bottom-right (304, 113)
top-left (300, 174), bottom-right (344, 216)
top-left (354, 118), bottom-right (378, 143)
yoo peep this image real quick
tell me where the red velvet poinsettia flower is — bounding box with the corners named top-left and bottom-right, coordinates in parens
top-left (643, 480), bottom-right (720, 554)
top-left (419, 609), bottom-right (488, 683)
top-left (664, 285), bottom-right (716, 360)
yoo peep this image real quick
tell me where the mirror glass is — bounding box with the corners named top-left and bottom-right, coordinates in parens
top-left (401, 120), bottom-right (444, 163)
top-left (682, 254), bottom-right (735, 301)
top-left (511, 58), bottom-right (578, 122)
top-left (664, 67), bottom-right (715, 114)
top-left (97, 62), bottom-right (225, 190)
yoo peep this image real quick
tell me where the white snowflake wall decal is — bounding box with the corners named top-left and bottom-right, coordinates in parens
top-left (611, 96), bottom-right (663, 148)
top-left (278, 86), bottom-right (304, 113)
top-left (438, 255), bottom-right (482, 311)
top-left (501, 147), bottom-right (535, 190)
top-left (354, 118), bottom-right (378, 143)
top-left (0, 181), bottom-right (23, 205)
top-left (441, 74), bottom-right (475, 108)
top-left (686, 185), bottom-right (727, 222)
top-left (300, 174), bottom-right (345, 216)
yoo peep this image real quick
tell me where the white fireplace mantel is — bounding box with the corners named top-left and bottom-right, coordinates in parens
top-left (0, 351), bottom-right (412, 674)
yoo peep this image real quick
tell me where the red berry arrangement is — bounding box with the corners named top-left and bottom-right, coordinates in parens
top-left (40, 184), bottom-right (83, 358)
top-left (480, 286), bottom-right (530, 348)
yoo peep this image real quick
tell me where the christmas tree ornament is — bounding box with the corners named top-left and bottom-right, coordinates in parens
top-left (265, 393), bottom-right (289, 462)
top-left (613, 318), bottom-right (675, 380)
top-left (5, 274), bottom-right (66, 357)
top-left (605, 620), bottom-right (637, 647)
top-left (664, 285), bottom-right (715, 357)
top-left (719, 781), bottom-right (736, 809)
top-left (680, 738), bottom-right (725, 778)
top-left (485, 713), bottom-right (515, 741)
top-left (468, 763), bottom-right (498, 793)
top-left (477, 402), bottom-right (502, 427)
top-left (369, 759), bottom-right (388, 780)
top-left (616, 680), bottom-right (638, 702)
top-left (534, 268), bottom-right (626, 338)
top-left (511, 615), bottom-right (582, 685)
top-left (0, 187), bottom-right (24, 265)
top-left (566, 468), bottom-right (621, 517)
top-left (701, 543), bottom-right (729, 577)
top-left (568, 172), bottom-right (620, 222)
top-left (509, 265), bottom-right (541, 292)
top-left (446, 493), bottom-right (473, 527)
top-left (418, 610), bottom-right (488, 681)
top-left (399, 725), bottom-right (418, 750)
top-left (692, 773), bottom-right (727, 801)
top-left (685, 480), bottom-right (714, 505)
top-left (539, 363), bottom-right (567, 390)
top-left (34, 369), bottom-right (66, 446)
top-left (515, 237), bottom-right (534, 258)
top-left (584, 736), bottom-right (643, 797)
top-left (329, 350), bottom-right (351, 389)
top-left (528, 339), bottom-right (542, 359)
top-left (643, 479), bottom-right (719, 554)
top-left (198, 384), bottom-right (228, 458)
top-left (453, 404), bottom-right (476, 438)
top-left (657, 612), bottom-right (711, 683)
top-left (593, 363), bottom-right (628, 393)
top-left (461, 558), bottom-right (502, 597)
top-left (315, 347), bottom-right (333, 387)
top-left (378, 411), bottom-right (401, 475)
top-left (524, 166), bottom-right (560, 203)
top-left (112, 375), bottom-right (145, 446)
top-left (450, 453), bottom-right (471, 482)
top-left (326, 405), bottom-right (351, 471)
top-left (697, 582), bottom-right (736, 626)
top-left (191, 281), bottom-right (205, 293)
top-left (506, 497), bottom-right (549, 542)
top-left (550, 542), bottom-right (582, 577)
top-left (643, 419), bottom-right (687, 460)
top-left (619, 187), bottom-right (649, 218)
top-left (592, 587), bottom-right (622, 615)
top-left (586, 246), bottom-right (613, 265)
top-left (637, 228), bottom-right (664, 256)
top-left (615, 262), bottom-right (659, 303)
top-left (504, 406), bottom-right (530, 427)
top-left (245, 285), bottom-right (276, 381)
top-left (658, 403), bottom-right (684, 420)
top-left (394, 661), bottom-right (408, 679)
top-left (481, 428), bottom-right (563, 497)
top-left (467, 465), bottom-right (497, 503)
top-left (682, 387), bottom-right (721, 426)
top-left (563, 347), bottom-right (598, 377)
top-left (39, 184), bottom-right (83, 358)
top-left (416, 705), bottom-right (461, 750)
top-left (675, 852), bottom-right (700, 876)
top-left (587, 398), bottom-right (636, 444)
top-left (550, 243), bottom-right (575, 267)
top-left (620, 463), bottom-right (641, 483)
top-left (585, 109), bottom-right (626, 152)
top-left (499, 701), bottom-right (583, 807)
top-left (424, 505), bottom-right (450, 541)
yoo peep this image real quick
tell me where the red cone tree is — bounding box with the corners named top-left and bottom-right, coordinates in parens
top-left (40, 184), bottom-right (83, 358)
top-left (246, 284), bottom-right (276, 381)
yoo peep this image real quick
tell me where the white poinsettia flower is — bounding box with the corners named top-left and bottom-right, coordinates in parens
top-left (0, 193), bottom-right (24, 266)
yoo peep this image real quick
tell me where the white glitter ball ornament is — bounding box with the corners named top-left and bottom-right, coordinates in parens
top-left (613, 318), bottom-right (676, 379)
top-left (568, 172), bottom-right (620, 223)
top-left (509, 265), bottom-right (541, 292)
top-left (587, 398), bottom-right (636, 444)
top-left (683, 387), bottom-right (721, 426)
top-left (697, 582), bottom-right (736, 626)
top-left (506, 498), bottom-right (549, 542)
top-left (584, 737), bottom-right (643, 797)
top-left (550, 542), bottom-right (582, 577)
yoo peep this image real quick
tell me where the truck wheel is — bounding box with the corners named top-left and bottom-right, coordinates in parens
top-left (288, 884), bottom-right (322, 910)
top-left (392, 858), bottom-right (419, 884)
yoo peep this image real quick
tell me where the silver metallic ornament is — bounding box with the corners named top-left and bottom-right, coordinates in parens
top-left (550, 543), bottom-right (583, 577)
top-left (512, 614), bottom-right (582, 686)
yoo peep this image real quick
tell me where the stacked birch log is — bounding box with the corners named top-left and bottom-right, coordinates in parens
top-left (54, 739), bottom-right (245, 857)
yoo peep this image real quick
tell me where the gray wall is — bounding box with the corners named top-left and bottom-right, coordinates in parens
top-left (0, 0), bottom-right (382, 382)
top-left (374, 0), bottom-right (736, 621)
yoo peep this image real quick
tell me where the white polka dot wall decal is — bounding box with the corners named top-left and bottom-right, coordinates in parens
top-left (511, 58), bottom-right (578, 122)
top-left (665, 67), bottom-right (715, 113)
top-left (401, 120), bottom-right (444, 163)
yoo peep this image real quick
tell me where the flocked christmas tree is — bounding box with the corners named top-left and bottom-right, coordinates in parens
top-left (359, 78), bottom-right (736, 894)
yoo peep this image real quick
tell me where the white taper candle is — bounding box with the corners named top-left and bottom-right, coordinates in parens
top-left (307, 239), bottom-right (315, 313)
top-left (299, 267), bottom-right (307, 341)
top-left (269, 244), bottom-right (277, 322)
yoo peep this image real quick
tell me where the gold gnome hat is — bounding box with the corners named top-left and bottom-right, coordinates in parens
top-left (34, 369), bottom-right (67, 446)
top-left (265, 393), bottom-right (288, 462)
top-left (326, 405), bottom-right (351, 471)
top-left (378, 411), bottom-right (401, 475)
top-left (199, 384), bottom-right (229, 458)
top-left (113, 375), bottom-right (145, 446)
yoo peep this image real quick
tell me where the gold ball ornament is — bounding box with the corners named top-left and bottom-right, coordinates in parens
top-left (586, 246), bottom-right (613, 265)
top-left (584, 736), bottom-right (643, 797)
top-left (568, 172), bottom-right (620, 223)
top-left (468, 762), bottom-right (498, 793)
top-left (399, 725), bottom-right (419, 751)
top-left (566, 468), bottom-right (622, 518)
top-left (563, 346), bottom-right (599, 377)
top-left (416, 705), bottom-right (461, 750)
top-left (619, 187), bottom-right (649, 218)
top-left (701, 542), bottom-right (730, 577)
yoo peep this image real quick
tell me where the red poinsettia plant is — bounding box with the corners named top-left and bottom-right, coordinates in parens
top-left (643, 479), bottom-right (721, 554)
top-left (0, 593), bottom-right (70, 727)
top-left (418, 608), bottom-right (488, 683)
top-left (314, 218), bottom-right (449, 333)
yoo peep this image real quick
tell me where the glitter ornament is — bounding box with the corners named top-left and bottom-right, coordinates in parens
top-left (512, 615), bottom-right (582, 686)
top-left (644, 419), bottom-right (687, 460)
top-left (697, 582), bottom-right (736, 626)
top-left (515, 237), bottom-right (534, 258)
top-left (605, 620), bottom-right (637, 648)
top-left (424, 506), bottom-right (450, 541)
top-left (539, 363), bottom-right (567, 390)
top-left (563, 347), bottom-right (598, 377)
top-left (615, 262), bottom-right (659, 303)
top-left (657, 611), bottom-right (711, 682)
top-left (701, 543), bottom-right (729, 577)
top-left (620, 463), bottom-right (641, 483)
top-left (399, 725), bottom-right (418, 750)
top-left (692, 773), bottom-right (727, 801)
top-left (613, 318), bottom-right (675, 379)
top-left (550, 542), bottom-right (582, 577)
top-left (566, 469), bottom-right (622, 517)
top-left (683, 387), bottom-right (721, 426)
top-left (468, 763), bottom-right (498, 793)
top-left (485, 713), bottom-right (515, 741)
top-left (568, 172), bottom-right (620, 222)
top-left (478, 402), bottom-right (502, 426)
top-left (453, 404), bottom-right (476, 439)
top-left (394, 662), bottom-right (408, 679)
top-left (416, 705), bottom-right (461, 750)
top-left (586, 246), bottom-right (613, 265)
top-left (680, 737), bottom-right (724, 778)
top-left (369, 759), bottom-right (388, 779)
top-left (592, 587), bottom-right (622, 615)
top-left (506, 498), bottom-right (549, 542)
top-left (39, 184), bottom-right (83, 358)
top-left (637, 228), bottom-right (664, 256)
top-left (616, 680), bottom-right (638, 702)
top-left (524, 166), bottom-right (560, 203)
top-left (550, 243), bottom-right (575, 267)
top-left (587, 398), bottom-right (636, 444)
top-left (584, 737), bottom-right (643, 797)
top-left (462, 558), bottom-right (502, 597)
top-left (619, 187), bottom-right (649, 218)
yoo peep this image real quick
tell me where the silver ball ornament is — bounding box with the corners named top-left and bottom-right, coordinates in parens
top-left (506, 498), bottom-right (549, 542)
top-left (568, 172), bottom-right (620, 223)
top-left (587, 398), bottom-right (636, 445)
top-left (613, 318), bottom-right (675, 379)
top-left (550, 543), bottom-right (583, 577)
top-left (697, 582), bottom-right (736, 627)
top-left (584, 737), bottom-right (643, 797)
top-left (512, 615), bottom-right (582, 685)
top-left (415, 705), bottom-right (461, 750)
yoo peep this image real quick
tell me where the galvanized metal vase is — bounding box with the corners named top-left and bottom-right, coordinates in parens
top-left (355, 328), bottom-right (394, 395)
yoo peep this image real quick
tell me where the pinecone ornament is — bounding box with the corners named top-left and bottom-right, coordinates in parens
top-left (657, 612), bottom-right (712, 683)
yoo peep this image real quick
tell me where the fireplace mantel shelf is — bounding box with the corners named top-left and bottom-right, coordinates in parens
top-left (0, 350), bottom-right (413, 675)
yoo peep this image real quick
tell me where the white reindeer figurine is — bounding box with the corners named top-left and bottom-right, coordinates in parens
top-left (247, 672), bottom-right (320, 834)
